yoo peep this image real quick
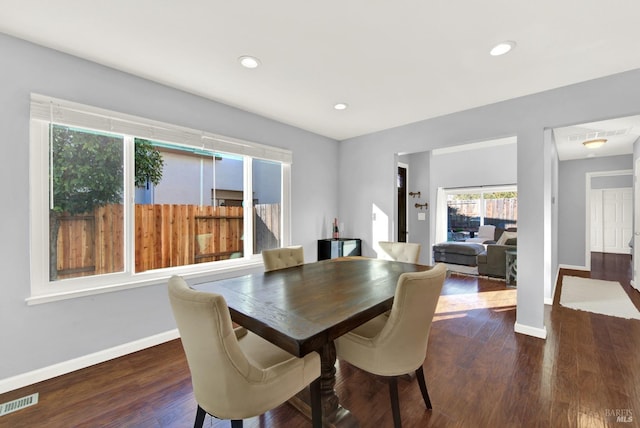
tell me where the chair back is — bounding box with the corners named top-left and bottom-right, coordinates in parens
top-left (378, 241), bottom-right (421, 263)
top-left (372, 263), bottom-right (446, 374)
top-left (477, 225), bottom-right (496, 240)
top-left (168, 276), bottom-right (260, 418)
top-left (262, 245), bottom-right (304, 271)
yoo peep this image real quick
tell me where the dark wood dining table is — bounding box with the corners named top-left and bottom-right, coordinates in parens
top-left (194, 257), bottom-right (431, 427)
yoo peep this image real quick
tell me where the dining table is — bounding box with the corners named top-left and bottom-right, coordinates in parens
top-left (193, 256), bottom-right (431, 427)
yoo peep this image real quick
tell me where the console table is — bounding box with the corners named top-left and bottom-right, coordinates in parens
top-left (505, 249), bottom-right (517, 287)
top-left (317, 238), bottom-right (361, 261)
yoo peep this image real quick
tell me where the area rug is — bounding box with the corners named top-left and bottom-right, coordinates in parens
top-left (442, 263), bottom-right (478, 276)
top-left (560, 276), bottom-right (640, 320)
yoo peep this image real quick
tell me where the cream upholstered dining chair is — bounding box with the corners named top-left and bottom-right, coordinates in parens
top-left (334, 263), bottom-right (447, 428)
top-left (261, 245), bottom-right (304, 272)
top-left (168, 276), bottom-right (322, 428)
top-left (378, 241), bottom-right (421, 264)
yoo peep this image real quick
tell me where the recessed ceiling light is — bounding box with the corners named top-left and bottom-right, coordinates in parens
top-left (490, 41), bottom-right (516, 56)
top-left (582, 138), bottom-right (607, 149)
top-left (334, 103), bottom-right (348, 110)
top-left (238, 55), bottom-right (261, 69)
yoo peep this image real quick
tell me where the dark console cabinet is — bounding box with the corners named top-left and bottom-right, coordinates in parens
top-left (317, 238), bottom-right (362, 261)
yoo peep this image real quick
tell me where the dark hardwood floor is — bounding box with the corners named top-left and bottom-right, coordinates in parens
top-left (2, 253), bottom-right (639, 427)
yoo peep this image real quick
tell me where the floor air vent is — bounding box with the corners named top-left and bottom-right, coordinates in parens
top-left (0, 393), bottom-right (39, 417)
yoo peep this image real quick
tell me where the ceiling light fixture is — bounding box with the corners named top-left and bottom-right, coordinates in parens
top-left (238, 55), bottom-right (261, 69)
top-left (582, 138), bottom-right (607, 149)
top-left (334, 103), bottom-right (348, 110)
top-left (490, 41), bottom-right (516, 56)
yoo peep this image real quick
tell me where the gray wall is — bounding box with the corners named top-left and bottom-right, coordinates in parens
top-left (591, 174), bottom-right (632, 189)
top-left (338, 68), bottom-right (640, 336)
top-left (558, 155), bottom-right (633, 267)
top-left (406, 151), bottom-right (430, 264)
top-left (429, 142), bottom-right (517, 190)
top-left (0, 33), bottom-right (337, 382)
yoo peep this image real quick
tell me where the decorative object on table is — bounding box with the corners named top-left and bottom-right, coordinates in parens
top-left (333, 217), bottom-right (340, 239)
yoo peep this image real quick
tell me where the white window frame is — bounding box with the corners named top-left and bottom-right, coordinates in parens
top-left (28, 94), bottom-right (292, 304)
top-left (445, 184), bottom-right (517, 226)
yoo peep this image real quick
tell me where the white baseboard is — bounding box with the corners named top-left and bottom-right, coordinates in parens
top-left (545, 267), bottom-right (563, 306)
top-left (558, 264), bottom-right (589, 271)
top-left (0, 329), bottom-right (180, 395)
top-left (514, 322), bottom-right (547, 339)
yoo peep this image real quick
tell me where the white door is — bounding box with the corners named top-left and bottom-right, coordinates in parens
top-left (602, 188), bottom-right (632, 254)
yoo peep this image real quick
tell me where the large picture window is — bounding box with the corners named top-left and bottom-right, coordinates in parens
top-left (29, 94), bottom-right (291, 302)
top-left (446, 186), bottom-right (517, 241)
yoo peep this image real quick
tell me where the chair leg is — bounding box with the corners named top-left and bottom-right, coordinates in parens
top-left (231, 420), bottom-right (243, 428)
top-left (388, 376), bottom-right (402, 428)
top-left (194, 405), bottom-right (206, 428)
top-left (310, 377), bottom-right (323, 428)
top-left (415, 366), bottom-right (432, 409)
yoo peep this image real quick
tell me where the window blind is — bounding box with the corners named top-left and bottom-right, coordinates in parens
top-left (30, 93), bottom-right (293, 164)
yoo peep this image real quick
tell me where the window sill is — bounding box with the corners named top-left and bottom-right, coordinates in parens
top-left (26, 258), bottom-right (264, 305)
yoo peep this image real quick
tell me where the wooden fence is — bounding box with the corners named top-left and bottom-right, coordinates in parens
top-left (55, 203), bottom-right (280, 279)
top-left (448, 198), bottom-right (518, 230)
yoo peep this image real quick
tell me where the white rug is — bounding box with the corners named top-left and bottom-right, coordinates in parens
top-left (560, 276), bottom-right (640, 320)
top-left (442, 263), bottom-right (478, 276)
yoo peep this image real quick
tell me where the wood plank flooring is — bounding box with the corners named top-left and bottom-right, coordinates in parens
top-left (1, 253), bottom-right (639, 427)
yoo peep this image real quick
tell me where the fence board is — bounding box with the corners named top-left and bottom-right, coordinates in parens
top-left (55, 203), bottom-right (280, 279)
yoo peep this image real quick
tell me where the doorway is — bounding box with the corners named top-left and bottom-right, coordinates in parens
top-left (397, 163), bottom-right (408, 242)
top-left (585, 170), bottom-right (633, 270)
top-left (590, 187), bottom-right (632, 254)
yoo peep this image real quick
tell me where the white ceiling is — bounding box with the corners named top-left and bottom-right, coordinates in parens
top-left (553, 116), bottom-right (640, 161)
top-left (2, 1), bottom-right (640, 142)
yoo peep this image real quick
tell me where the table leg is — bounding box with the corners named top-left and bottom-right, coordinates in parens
top-left (290, 341), bottom-right (359, 427)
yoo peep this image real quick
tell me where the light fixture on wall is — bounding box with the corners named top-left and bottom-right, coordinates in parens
top-left (409, 191), bottom-right (421, 198)
top-left (414, 202), bottom-right (428, 210)
top-left (582, 138), bottom-right (607, 149)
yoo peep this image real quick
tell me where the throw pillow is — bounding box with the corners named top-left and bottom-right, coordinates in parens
top-left (496, 231), bottom-right (517, 246)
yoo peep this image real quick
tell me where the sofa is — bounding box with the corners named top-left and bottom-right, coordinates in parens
top-left (432, 242), bottom-right (485, 266)
top-left (432, 227), bottom-right (517, 278)
top-left (477, 228), bottom-right (517, 278)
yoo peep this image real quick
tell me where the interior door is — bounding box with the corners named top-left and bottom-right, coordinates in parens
top-left (602, 188), bottom-right (632, 254)
top-left (397, 165), bottom-right (407, 242)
